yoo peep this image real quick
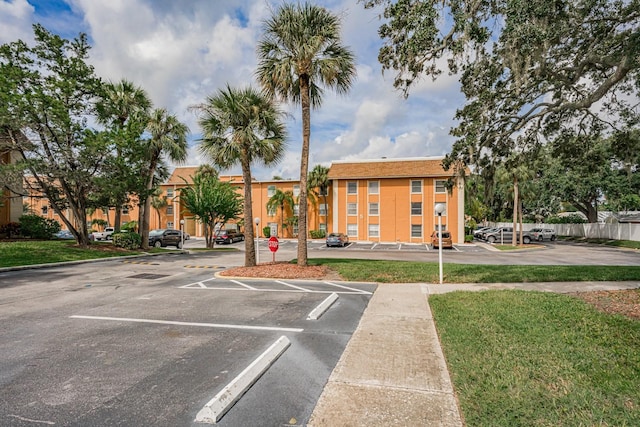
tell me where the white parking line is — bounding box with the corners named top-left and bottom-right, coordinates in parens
top-left (275, 280), bottom-right (311, 292)
top-left (323, 281), bottom-right (373, 295)
top-left (70, 315), bottom-right (304, 333)
top-left (231, 280), bottom-right (257, 290)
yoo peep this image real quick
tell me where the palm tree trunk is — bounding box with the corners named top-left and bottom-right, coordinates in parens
top-left (512, 177), bottom-right (519, 246)
top-left (241, 155), bottom-right (256, 266)
top-left (297, 75), bottom-right (311, 266)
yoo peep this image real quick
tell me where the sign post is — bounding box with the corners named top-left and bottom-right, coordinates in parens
top-left (268, 236), bottom-right (279, 263)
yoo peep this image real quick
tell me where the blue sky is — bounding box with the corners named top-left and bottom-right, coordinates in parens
top-left (1, 0), bottom-right (465, 179)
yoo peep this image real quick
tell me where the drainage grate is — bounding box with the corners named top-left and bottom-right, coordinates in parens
top-left (127, 273), bottom-right (170, 280)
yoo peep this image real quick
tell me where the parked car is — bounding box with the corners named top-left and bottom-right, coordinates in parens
top-left (326, 232), bottom-right (349, 247)
top-left (473, 227), bottom-right (492, 239)
top-left (148, 229), bottom-right (184, 248)
top-left (529, 228), bottom-right (556, 242)
top-left (478, 227), bottom-right (500, 240)
top-left (484, 227), bottom-right (534, 244)
top-left (54, 230), bottom-right (75, 239)
top-left (431, 230), bottom-right (453, 249)
top-left (92, 227), bottom-right (114, 241)
top-left (214, 229), bottom-right (244, 244)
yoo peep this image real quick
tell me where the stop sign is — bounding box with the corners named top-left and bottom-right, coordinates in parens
top-left (268, 236), bottom-right (279, 252)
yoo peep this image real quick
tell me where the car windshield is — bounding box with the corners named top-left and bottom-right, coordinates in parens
top-left (149, 229), bottom-right (165, 236)
top-left (328, 233), bottom-right (341, 238)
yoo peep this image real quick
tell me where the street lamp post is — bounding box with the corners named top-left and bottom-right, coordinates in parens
top-left (435, 203), bottom-right (445, 284)
top-left (180, 219), bottom-right (185, 250)
top-left (254, 217), bottom-right (260, 264)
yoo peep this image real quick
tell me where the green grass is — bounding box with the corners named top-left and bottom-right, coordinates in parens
top-left (430, 291), bottom-right (640, 426)
top-left (308, 258), bottom-right (640, 283)
top-left (0, 240), bottom-right (145, 267)
top-left (559, 236), bottom-right (640, 249)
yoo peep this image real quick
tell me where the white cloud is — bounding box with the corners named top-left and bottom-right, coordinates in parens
top-left (2, 0), bottom-right (465, 180)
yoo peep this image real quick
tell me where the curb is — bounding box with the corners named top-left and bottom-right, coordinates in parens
top-left (195, 336), bottom-right (291, 424)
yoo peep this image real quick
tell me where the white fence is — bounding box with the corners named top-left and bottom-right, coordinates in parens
top-left (490, 222), bottom-right (640, 242)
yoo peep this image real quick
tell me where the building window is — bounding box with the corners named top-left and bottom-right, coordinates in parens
top-left (293, 185), bottom-right (300, 197)
top-left (122, 206), bottom-right (129, 214)
top-left (368, 181), bottom-right (379, 194)
top-left (347, 181), bottom-right (357, 194)
top-left (369, 203), bottom-right (379, 215)
top-left (166, 221), bottom-right (174, 229)
top-left (434, 202), bottom-right (447, 216)
top-left (268, 185), bottom-right (276, 197)
top-left (347, 203), bottom-right (357, 215)
top-left (319, 223), bottom-right (327, 232)
top-left (411, 180), bottom-right (422, 193)
top-left (411, 224), bottom-right (422, 237)
top-left (293, 204), bottom-right (299, 215)
top-left (167, 188), bottom-right (174, 198)
top-left (319, 203), bottom-right (327, 216)
top-left (293, 223), bottom-right (299, 236)
top-left (347, 223), bottom-right (357, 236)
top-left (369, 224), bottom-right (379, 237)
top-left (41, 206), bottom-right (48, 215)
top-left (411, 202), bottom-right (422, 215)
top-left (435, 180), bottom-right (447, 193)
top-left (166, 205), bottom-right (173, 215)
top-left (435, 223), bottom-right (447, 231)
top-left (267, 206), bottom-right (276, 216)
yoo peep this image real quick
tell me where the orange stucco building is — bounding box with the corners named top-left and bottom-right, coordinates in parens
top-left (327, 157), bottom-right (465, 244)
top-left (0, 149), bottom-right (23, 226)
top-left (21, 157), bottom-right (465, 244)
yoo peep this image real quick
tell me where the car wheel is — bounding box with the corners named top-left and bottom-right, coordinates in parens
top-left (226, 238), bottom-right (231, 244)
top-left (154, 240), bottom-right (162, 248)
top-left (551, 235), bottom-right (556, 241)
top-left (538, 236), bottom-right (544, 242)
top-left (177, 241), bottom-right (183, 249)
top-left (523, 236), bottom-right (531, 244)
top-left (487, 236), bottom-right (496, 244)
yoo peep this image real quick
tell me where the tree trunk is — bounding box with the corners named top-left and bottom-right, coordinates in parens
top-left (139, 162), bottom-right (157, 250)
top-left (297, 75), bottom-right (311, 266)
top-left (114, 207), bottom-right (121, 232)
top-left (512, 177), bottom-right (519, 246)
top-left (241, 154), bottom-right (256, 266)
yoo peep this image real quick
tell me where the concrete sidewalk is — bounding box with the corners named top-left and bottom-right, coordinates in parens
top-left (308, 283), bottom-right (463, 426)
top-left (308, 280), bottom-right (640, 426)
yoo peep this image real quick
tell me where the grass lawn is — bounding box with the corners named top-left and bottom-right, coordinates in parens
top-left (430, 290), bottom-right (640, 426)
top-left (309, 258), bottom-right (640, 283)
top-left (0, 240), bottom-right (147, 267)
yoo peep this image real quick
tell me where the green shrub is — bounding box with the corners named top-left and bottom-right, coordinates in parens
top-left (0, 222), bottom-right (21, 238)
top-left (309, 229), bottom-right (326, 238)
top-left (19, 214), bottom-right (61, 239)
top-left (121, 221), bottom-right (138, 232)
top-left (112, 232), bottom-right (141, 250)
top-left (465, 234), bottom-right (474, 243)
top-left (262, 226), bottom-right (271, 238)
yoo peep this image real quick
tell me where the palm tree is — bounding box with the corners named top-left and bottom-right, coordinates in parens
top-left (192, 85), bottom-right (287, 266)
top-left (267, 189), bottom-right (295, 237)
top-left (308, 164), bottom-right (330, 231)
top-left (140, 108), bottom-right (188, 249)
top-left (256, 2), bottom-right (356, 266)
top-left (150, 189), bottom-right (168, 229)
top-left (496, 158), bottom-right (534, 246)
top-left (96, 79), bottom-right (151, 233)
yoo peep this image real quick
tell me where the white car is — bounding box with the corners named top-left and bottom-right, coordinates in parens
top-left (529, 228), bottom-right (556, 242)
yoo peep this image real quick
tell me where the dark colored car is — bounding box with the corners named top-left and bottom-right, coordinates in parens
top-left (326, 232), bottom-right (349, 247)
top-left (148, 229), bottom-right (184, 248)
top-left (215, 230), bottom-right (244, 244)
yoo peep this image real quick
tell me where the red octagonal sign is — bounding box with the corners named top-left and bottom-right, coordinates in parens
top-left (268, 236), bottom-right (279, 252)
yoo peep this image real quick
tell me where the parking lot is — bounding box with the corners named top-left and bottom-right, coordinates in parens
top-left (0, 257), bottom-right (375, 426)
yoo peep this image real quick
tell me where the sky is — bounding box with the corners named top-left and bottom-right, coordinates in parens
top-left (1, 0), bottom-right (465, 180)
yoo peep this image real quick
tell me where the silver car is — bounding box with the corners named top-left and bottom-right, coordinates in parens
top-left (529, 228), bottom-right (557, 242)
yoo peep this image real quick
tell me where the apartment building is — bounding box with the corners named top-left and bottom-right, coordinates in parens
top-left (20, 156), bottom-right (464, 244)
top-left (0, 149), bottom-right (23, 226)
top-left (327, 157), bottom-right (464, 244)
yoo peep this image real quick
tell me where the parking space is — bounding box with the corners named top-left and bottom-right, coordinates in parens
top-left (0, 262), bottom-right (375, 426)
